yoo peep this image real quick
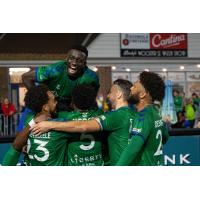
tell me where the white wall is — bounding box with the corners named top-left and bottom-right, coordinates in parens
top-left (88, 33), bottom-right (120, 58)
top-left (188, 33), bottom-right (200, 57)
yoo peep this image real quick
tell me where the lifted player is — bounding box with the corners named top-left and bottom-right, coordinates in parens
top-left (22, 45), bottom-right (99, 108)
top-left (17, 45), bottom-right (100, 134)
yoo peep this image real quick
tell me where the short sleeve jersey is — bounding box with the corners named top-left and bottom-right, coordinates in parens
top-left (125, 105), bottom-right (169, 166)
top-left (35, 61), bottom-right (100, 99)
top-left (25, 117), bottom-right (69, 166)
top-left (58, 109), bottom-right (104, 166)
top-left (95, 106), bottom-right (135, 165)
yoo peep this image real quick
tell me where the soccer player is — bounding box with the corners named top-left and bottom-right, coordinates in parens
top-left (22, 45), bottom-right (100, 109)
top-left (3, 85), bottom-right (69, 166)
top-left (58, 84), bottom-right (104, 166)
top-left (31, 79), bottom-right (135, 165)
top-left (17, 45), bottom-right (100, 134)
top-left (16, 45), bottom-right (100, 162)
top-left (116, 71), bottom-right (169, 166)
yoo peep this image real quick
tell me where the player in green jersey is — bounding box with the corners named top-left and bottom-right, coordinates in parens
top-left (22, 45), bottom-right (99, 110)
top-left (59, 84), bottom-right (104, 166)
top-left (2, 85), bottom-right (68, 166)
top-left (31, 79), bottom-right (135, 165)
top-left (116, 71), bottom-right (169, 166)
top-left (16, 45), bottom-right (99, 156)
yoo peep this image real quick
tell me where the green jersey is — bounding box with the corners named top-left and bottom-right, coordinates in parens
top-left (174, 96), bottom-right (183, 113)
top-left (95, 106), bottom-right (135, 165)
top-left (2, 146), bottom-right (21, 166)
top-left (26, 117), bottom-right (69, 166)
top-left (3, 113), bottom-right (35, 166)
top-left (35, 61), bottom-right (100, 100)
top-left (59, 109), bottom-right (104, 166)
top-left (116, 105), bottom-right (169, 166)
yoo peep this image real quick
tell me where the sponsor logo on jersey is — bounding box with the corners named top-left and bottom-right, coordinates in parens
top-left (155, 120), bottom-right (163, 128)
top-left (70, 154), bottom-right (102, 166)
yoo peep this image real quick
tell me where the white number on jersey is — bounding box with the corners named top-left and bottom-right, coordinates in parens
top-left (27, 139), bottom-right (49, 162)
top-left (154, 130), bottom-right (163, 156)
top-left (79, 133), bottom-right (95, 151)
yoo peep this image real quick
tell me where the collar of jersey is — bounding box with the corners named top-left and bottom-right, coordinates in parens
top-left (138, 104), bottom-right (153, 113)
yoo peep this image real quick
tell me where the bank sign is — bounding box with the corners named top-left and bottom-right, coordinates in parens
top-left (120, 33), bottom-right (188, 57)
top-left (163, 136), bottom-right (200, 166)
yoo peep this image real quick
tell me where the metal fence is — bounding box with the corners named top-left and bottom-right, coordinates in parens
top-left (0, 113), bottom-right (21, 137)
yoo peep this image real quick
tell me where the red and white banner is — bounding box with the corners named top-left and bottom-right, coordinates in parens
top-left (120, 33), bottom-right (188, 57)
top-left (150, 33), bottom-right (187, 49)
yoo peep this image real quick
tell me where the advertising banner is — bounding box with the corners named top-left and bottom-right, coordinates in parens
top-left (1, 135), bottom-right (200, 166)
top-left (121, 33), bottom-right (187, 57)
top-left (164, 136), bottom-right (200, 166)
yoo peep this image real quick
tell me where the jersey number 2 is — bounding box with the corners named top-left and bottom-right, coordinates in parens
top-left (154, 130), bottom-right (163, 156)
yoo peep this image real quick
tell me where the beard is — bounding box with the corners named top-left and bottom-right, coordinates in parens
top-left (50, 110), bottom-right (58, 119)
top-left (128, 93), bottom-right (140, 105)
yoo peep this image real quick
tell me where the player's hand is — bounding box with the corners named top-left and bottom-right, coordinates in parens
top-left (30, 121), bottom-right (52, 136)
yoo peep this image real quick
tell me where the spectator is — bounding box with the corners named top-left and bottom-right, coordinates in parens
top-left (183, 98), bottom-right (196, 128)
top-left (1, 97), bottom-right (17, 135)
top-left (173, 90), bottom-right (183, 113)
top-left (192, 92), bottom-right (200, 108)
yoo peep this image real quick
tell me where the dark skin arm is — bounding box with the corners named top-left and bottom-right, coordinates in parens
top-left (12, 126), bottom-right (31, 152)
top-left (13, 114), bottom-right (50, 152)
top-left (22, 69), bottom-right (36, 89)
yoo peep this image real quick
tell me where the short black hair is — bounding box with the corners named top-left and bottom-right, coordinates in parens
top-left (139, 71), bottom-right (165, 102)
top-left (72, 84), bottom-right (97, 110)
top-left (24, 85), bottom-right (49, 113)
top-left (70, 45), bottom-right (88, 57)
top-left (192, 92), bottom-right (198, 97)
top-left (113, 79), bottom-right (133, 101)
top-left (173, 89), bottom-right (179, 94)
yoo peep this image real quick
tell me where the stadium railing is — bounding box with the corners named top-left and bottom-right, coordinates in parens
top-left (0, 113), bottom-right (21, 137)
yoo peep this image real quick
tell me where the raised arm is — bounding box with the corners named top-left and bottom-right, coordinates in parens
top-left (31, 119), bottom-right (101, 136)
top-left (22, 69), bottom-right (36, 89)
top-left (13, 125), bottom-right (31, 152)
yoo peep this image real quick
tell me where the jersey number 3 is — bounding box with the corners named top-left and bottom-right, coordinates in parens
top-left (27, 139), bottom-right (49, 162)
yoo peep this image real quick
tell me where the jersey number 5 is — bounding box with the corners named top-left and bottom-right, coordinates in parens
top-left (79, 133), bottom-right (95, 151)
